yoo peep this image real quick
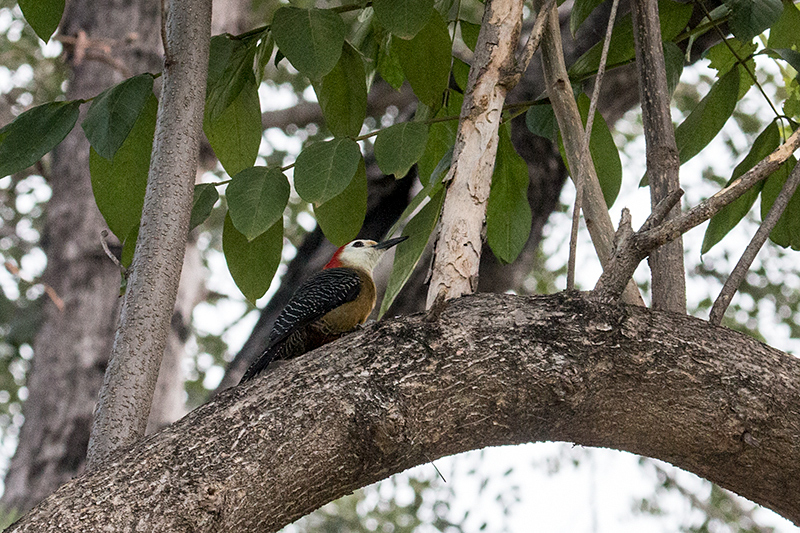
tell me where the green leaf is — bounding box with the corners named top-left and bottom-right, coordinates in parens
top-left (189, 184), bottom-right (219, 232)
top-left (701, 122), bottom-right (780, 254)
top-left (663, 41), bottom-right (685, 97)
top-left (373, 0), bottom-right (434, 39)
top-left (82, 74), bottom-right (155, 160)
top-left (487, 126), bottom-right (532, 263)
top-left (271, 7), bottom-right (346, 80)
top-left (255, 31), bottom-right (275, 83)
top-left (294, 137), bottom-right (362, 205)
top-left (724, 0), bottom-right (783, 42)
top-left (460, 21), bottom-right (480, 51)
top-left (89, 94), bottom-right (157, 241)
top-left (206, 35), bottom-right (257, 122)
top-left (569, 0), bottom-right (693, 79)
top-left (0, 100), bottom-right (81, 179)
top-left (418, 90), bottom-right (462, 184)
top-left (761, 155), bottom-right (799, 248)
top-left (378, 187), bottom-right (445, 318)
top-left (313, 42), bottom-right (367, 137)
top-left (773, 48), bottom-right (800, 79)
top-left (315, 157), bottom-right (367, 246)
top-left (394, 11), bottom-right (452, 108)
top-left (223, 213), bottom-right (283, 303)
top-left (227, 167), bottom-right (290, 241)
top-left (570, 0), bottom-right (605, 36)
top-left (525, 103), bottom-right (556, 141)
top-left (374, 122), bottom-right (429, 178)
top-left (452, 57), bottom-right (470, 92)
top-left (377, 35), bottom-right (405, 89)
top-left (18, 0), bottom-right (64, 42)
top-left (203, 77), bottom-right (261, 177)
top-left (558, 94), bottom-right (622, 207)
top-left (706, 38), bottom-right (757, 76)
top-left (675, 65), bottom-right (740, 164)
top-left (120, 224), bottom-right (139, 269)
top-left (768, 0), bottom-right (800, 50)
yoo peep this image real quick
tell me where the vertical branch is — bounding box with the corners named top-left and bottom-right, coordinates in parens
top-left (536, 0), bottom-right (644, 305)
top-left (631, 0), bottom-right (686, 312)
top-left (426, 0), bottom-right (525, 308)
top-left (709, 162), bottom-right (800, 325)
top-left (568, 0), bottom-right (621, 290)
top-left (86, 0), bottom-right (212, 468)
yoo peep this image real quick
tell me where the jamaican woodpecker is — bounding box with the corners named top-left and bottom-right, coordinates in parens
top-left (239, 236), bottom-right (408, 383)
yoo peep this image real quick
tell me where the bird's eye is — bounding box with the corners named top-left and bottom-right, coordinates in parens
top-left (352, 241), bottom-right (364, 248)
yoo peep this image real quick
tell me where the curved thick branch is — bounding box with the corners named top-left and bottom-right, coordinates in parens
top-left (10, 293), bottom-right (800, 531)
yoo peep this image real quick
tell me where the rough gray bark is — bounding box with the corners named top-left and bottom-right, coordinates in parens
top-left (0, 0), bottom-right (163, 514)
top-left (7, 292), bottom-right (800, 531)
top-left (86, 0), bottom-right (213, 468)
top-left (631, 0), bottom-right (686, 313)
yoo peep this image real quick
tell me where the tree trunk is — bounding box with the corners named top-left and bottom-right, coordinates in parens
top-left (7, 292), bottom-right (800, 531)
top-left (1, 0), bottom-right (248, 513)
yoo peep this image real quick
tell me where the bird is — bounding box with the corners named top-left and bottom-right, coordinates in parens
top-left (239, 236), bottom-right (408, 383)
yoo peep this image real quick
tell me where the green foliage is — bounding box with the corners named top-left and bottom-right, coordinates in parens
top-left (294, 137), bottom-right (362, 206)
top-left (189, 183), bottom-right (219, 232)
top-left (222, 213), bottom-right (283, 303)
top-left (374, 122), bottom-right (429, 179)
top-left (376, 35), bottom-right (405, 89)
top-left (0, 101), bottom-right (80, 179)
top-left (761, 155), bottom-right (800, 249)
top-left (315, 158), bottom-right (368, 246)
top-left (205, 34), bottom-right (257, 122)
top-left (570, 0), bottom-right (605, 36)
top-left (18, 0), bottom-right (64, 42)
top-left (723, 0), bottom-right (783, 42)
top-left (226, 167), bottom-right (290, 241)
top-left (767, 0), bottom-right (800, 50)
top-left (487, 126), bottom-right (532, 264)
top-left (705, 39), bottom-right (757, 98)
top-left (373, 0), bottom-right (434, 39)
top-left (313, 42), bottom-right (367, 137)
top-left (569, 0), bottom-right (693, 80)
top-left (525, 103), bottom-right (557, 141)
top-left (89, 93), bottom-right (157, 243)
top-left (675, 65), bottom-right (741, 165)
top-left (271, 7), bottom-right (346, 80)
top-left (459, 20), bottom-right (480, 51)
top-left (82, 73), bottom-right (155, 160)
top-left (418, 90), bottom-right (463, 184)
top-left (394, 11), bottom-right (452, 109)
top-left (701, 121), bottom-right (780, 254)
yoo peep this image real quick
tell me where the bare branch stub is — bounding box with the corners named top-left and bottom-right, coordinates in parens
top-left (594, 129), bottom-right (800, 301)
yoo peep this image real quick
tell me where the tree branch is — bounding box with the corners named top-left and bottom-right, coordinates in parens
top-left (631, 0), bottom-right (686, 313)
top-left (427, 0), bottom-right (526, 307)
top-left (709, 160), bottom-right (800, 325)
top-left (8, 292), bottom-right (800, 531)
top-left (595, 128), bottom-right (800, 300)
top-left (536, 0), bottom-right (644, 305)
top-left (86, 0), bottom-right (213, 468)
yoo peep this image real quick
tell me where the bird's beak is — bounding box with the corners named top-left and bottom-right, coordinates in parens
top-left (374, 236), bottom-right (408, 250)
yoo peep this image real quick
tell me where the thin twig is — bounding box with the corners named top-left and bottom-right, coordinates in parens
top-left (568, 0), bottom-right (620, 290)
top-left (584, 0), bottom-right (620, 141)
top-left (709, 162), bottom-right (800, 325)
top-left (537, 0), bottom-right (644, 305)
top-left (514, 0), bottom-right (556, 77)
top-left (100, 229), bottom-right (125, 272)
